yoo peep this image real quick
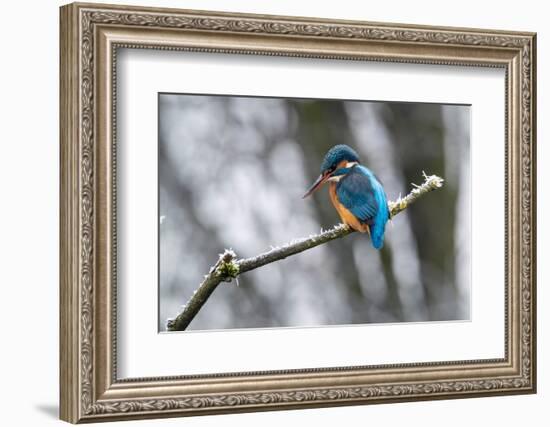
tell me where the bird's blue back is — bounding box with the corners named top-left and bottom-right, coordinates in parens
top-left (336, 165), bottom-right (389, 249)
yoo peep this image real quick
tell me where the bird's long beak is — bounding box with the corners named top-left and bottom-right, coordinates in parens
top-left (303, 172), bottom-right (330, 199)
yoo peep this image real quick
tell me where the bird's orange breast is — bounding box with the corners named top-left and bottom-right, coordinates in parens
top-left (329, 182), bottom-right (370, 233)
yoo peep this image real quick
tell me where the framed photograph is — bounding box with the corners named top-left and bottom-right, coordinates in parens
top-left (60, 2), bottom-right (537, 423)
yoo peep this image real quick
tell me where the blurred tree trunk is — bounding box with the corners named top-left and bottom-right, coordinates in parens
top-left (382, 104), bottom-right (458, 320)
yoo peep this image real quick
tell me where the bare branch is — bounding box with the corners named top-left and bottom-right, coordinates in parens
top-left (166, 173), bottom-right (444, 331)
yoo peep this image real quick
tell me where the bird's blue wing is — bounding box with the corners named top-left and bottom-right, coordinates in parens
top-left (336, 167), bottom-right (379, 223)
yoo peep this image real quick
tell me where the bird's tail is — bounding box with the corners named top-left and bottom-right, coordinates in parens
top-left (369, 222), bottom-right (385, 250)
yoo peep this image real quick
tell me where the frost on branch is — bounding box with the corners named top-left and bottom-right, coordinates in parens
top-left (388, 172), bottom-right (444, 217)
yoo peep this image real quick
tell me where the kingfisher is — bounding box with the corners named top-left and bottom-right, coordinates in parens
top-left (303, 144), bottom-right (390, 249)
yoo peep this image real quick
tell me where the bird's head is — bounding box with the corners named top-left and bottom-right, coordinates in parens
top-left (303, 144), bottom-right (360, 198)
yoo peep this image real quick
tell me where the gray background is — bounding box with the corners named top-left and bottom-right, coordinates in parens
top-left (159, 94), bottom-right (470, 331)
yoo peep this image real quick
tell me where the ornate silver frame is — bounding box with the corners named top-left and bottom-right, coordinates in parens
top-left (60, 2), bottom-right (536, 423)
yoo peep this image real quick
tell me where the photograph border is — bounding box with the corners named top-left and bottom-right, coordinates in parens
top-left (60, 2), bottom-right (536, 423)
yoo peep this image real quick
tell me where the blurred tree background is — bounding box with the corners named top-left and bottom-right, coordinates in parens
top-left (159, 94), bottom-right (470, 331)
